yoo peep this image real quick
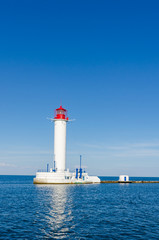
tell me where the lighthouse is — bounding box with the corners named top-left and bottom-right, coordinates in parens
top-left (33, 105), bottom-right (100, 184)
top-left (54, 106), bottom-right (68, 172)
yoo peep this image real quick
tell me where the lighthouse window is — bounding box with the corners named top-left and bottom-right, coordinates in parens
top-left (57, 110), bottom-right (65, 115)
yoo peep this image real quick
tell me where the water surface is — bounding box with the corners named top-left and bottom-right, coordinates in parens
top-left (0, 176), bottom-right (159, 239)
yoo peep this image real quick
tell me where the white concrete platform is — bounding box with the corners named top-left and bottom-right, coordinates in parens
top-left (33, 170), bottom-right (100, 184)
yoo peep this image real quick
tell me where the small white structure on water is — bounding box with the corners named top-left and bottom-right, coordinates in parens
top-left (118, 175), bottom-right (129, 182)
top-left (34, 105), bottom-right (100, 184)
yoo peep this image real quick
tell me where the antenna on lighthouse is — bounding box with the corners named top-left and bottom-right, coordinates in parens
top-left (53, 154), bottom-right (56, 172)
top-left (80, 155), bottom-right (82, 169)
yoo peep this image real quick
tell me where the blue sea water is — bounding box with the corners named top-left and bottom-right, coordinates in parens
top-left (0, 176), bottom-right (159, 239)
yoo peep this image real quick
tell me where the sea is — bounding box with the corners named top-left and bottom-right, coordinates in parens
top-left (0, 175), bottom-right (159, 239)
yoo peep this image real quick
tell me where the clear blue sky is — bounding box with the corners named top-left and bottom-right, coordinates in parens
top-left (0, 0), bottom-right (159, 176)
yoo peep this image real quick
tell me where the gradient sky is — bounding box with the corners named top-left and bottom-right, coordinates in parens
top-left (0, 0), bottom-right (159, 176)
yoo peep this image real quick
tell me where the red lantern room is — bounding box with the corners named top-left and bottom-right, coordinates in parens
top-left (54, 106), bottom-right (68, 120)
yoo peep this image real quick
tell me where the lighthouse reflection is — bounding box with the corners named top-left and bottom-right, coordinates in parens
top-left (37, 185), bottom-right (74, 239)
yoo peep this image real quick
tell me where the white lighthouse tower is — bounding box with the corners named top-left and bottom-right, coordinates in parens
top-left (33, 105), bottom-right (100, 184)
top-left (54, 106), bottom-right (68, 172)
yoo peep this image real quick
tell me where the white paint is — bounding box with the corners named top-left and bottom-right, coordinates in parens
top-left (119, 175), bottom-right (129, 182)
top-left (54, 119), bottom-right (67, 172)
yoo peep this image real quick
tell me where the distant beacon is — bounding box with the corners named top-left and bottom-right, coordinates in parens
top-left (118, 175), bottom-right (129, 182)
top-left (33, 105), bottom-right (100, 184)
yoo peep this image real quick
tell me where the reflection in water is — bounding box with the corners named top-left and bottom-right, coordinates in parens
top-left (35, 185), bottom-right (74, 239)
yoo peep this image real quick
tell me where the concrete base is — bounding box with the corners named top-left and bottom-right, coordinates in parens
top-left (33, 170), bottom-right (100, 184)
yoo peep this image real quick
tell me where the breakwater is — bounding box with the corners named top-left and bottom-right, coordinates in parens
top-left (101, 181), bottom-right (159, 183)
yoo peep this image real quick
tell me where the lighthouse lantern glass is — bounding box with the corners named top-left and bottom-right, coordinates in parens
top-left (57, 109), bottom-right (65, 115)
top-left (55, 106), bottom-right (67, 119)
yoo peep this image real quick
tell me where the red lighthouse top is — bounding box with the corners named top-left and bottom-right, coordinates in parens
top-left (54, 106), bottom-right (68, 120)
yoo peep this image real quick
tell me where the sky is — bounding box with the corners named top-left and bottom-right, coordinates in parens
top-left (0, 0), bottom-right (159, 176)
